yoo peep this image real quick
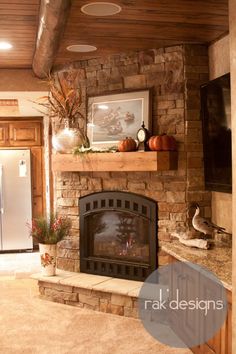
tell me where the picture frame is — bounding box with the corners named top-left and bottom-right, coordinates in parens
top-left (87, 89), bottom-right (151, 148)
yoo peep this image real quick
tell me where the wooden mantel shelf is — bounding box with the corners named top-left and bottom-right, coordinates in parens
top-left (51, 151), bottom-right (178, 172)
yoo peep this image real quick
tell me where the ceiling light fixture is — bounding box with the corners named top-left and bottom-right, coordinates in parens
top-left (0, 41), bottom-right (12, 50)
top-left (67, 44), bottom-right (97, 53)
top-left (81, 2), bottom-right (122, 16)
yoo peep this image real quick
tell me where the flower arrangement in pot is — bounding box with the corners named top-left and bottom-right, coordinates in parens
top-left (28, 214), bottom-right (71, 276)
top-left (35, 71), bottom-right (90, 153)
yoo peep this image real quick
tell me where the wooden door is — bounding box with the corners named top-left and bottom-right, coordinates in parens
top-left (9, 121), bottom-right (41, 146)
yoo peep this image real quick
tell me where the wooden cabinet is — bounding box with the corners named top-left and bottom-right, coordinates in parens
top-left (196, 288), bottom-right (232, 354)
top-left (0, 123), bottom-right (9, 146)
top-left (168, 255), bottom-right (232, 354)
top-left (0, 120), bottom-right (42, 147)
top-left (226, 293), bottom-right (232, 354)
top-left (9, 121), bottom-right (41, 146)
top-left (199, 274), bottom-right (225, 354)
top-left (169, 260), bottom-right (201, 348)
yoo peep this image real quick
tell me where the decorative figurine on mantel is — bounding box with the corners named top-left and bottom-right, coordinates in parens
top-left (136, 121), bottom-right (150, 151)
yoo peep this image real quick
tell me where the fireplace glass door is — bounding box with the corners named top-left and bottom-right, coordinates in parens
top-left (87, 210), bottom-right (150, 263)
top-left (80, 191), bottom-right (157, 281)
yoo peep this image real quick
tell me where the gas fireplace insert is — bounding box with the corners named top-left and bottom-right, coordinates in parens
top-left (79, 191), bottom-right (157, 281)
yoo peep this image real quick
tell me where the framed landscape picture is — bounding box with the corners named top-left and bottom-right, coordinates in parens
top-left (87, 89), bottom-right (151, 148)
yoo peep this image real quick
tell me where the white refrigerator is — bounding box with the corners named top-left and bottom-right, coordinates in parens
top-left (0, 149), bottom-right (33, 251)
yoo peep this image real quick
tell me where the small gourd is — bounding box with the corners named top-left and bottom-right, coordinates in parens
top-left (118, 137), bottom-right (137, 152)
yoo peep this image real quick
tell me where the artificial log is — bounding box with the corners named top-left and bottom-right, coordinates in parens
top-left (172, 233), bottom-right (210, 249)
top-left (32, 0), bottom-right (72, 78)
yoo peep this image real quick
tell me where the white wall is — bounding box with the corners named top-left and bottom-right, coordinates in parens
top-left (209, 35), bottom-right (230, 79)
top-left (0, 91), bottom-right (48, 117)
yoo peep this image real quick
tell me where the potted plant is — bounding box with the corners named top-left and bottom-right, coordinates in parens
top-left (35, 71), bottom-right (90, 153)
top-left (28, 214), bottom-right (71, 276)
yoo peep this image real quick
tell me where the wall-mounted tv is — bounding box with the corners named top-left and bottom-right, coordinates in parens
top-left (201, 73), bottom-right (232, 193)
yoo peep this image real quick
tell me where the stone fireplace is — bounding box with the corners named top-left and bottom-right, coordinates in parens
top-left (79, 191), bottom-right (157, 281)
top-left (55, 44), bottom-right (211, 274)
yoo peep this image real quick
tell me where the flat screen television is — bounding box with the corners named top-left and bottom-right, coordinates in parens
top-left (201, 73), bottom-right (232, 193)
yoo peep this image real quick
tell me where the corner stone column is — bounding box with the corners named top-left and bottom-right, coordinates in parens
top-left (183, 45), bottom-right (211, 226)
top-left (229, 0), bottom-right (236, 349)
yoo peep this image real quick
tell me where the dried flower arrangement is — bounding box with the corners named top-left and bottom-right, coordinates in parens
top-left (35, 71), bottom-right (89, 147)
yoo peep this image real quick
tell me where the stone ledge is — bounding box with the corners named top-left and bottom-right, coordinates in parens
top-left (31, 270), bottom-right (143, 296)
top-left (31, 270), bottom-right (143, 318)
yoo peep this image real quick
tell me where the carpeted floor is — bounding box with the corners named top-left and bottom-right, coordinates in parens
top-left (0, 277), bottom-right (191, 354)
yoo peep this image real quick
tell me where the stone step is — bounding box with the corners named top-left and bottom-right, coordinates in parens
top-left (31, 270), bottom-right (143, 318)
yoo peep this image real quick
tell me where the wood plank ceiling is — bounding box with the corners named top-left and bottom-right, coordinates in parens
top-left (55, 0), bottom-right (229, 65)
top-left (0, 0), bottom-right (229, 69)
top-left (0, 0), bottom-right (40, 68)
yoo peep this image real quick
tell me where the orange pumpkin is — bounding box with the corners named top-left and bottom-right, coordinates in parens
top-left (118, 137), bottom-right (137, 152)
top-left (148, 134), bottom-right (177, 151)
top-left (148, 136), bottom-right (162, 151)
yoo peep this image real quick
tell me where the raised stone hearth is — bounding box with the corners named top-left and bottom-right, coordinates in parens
top-left (31, 271), bottom-right (143, 318)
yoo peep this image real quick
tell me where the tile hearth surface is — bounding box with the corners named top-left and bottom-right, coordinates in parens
top-left (31, 270), bottom-right (143, 297)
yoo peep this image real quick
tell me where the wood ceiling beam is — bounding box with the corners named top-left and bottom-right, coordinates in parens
top-left (32, 0), bottom-right (72, 78)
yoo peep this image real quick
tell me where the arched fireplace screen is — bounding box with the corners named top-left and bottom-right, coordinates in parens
top-left (79, 191), bottom-right (157, 281)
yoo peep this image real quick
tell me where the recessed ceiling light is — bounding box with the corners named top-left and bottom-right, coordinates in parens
top-left (81, 2), bottom-right (122, 16)
top-left (67, 44), bottom-right (97, 53)
top-left (0, 41), bottom-right (12, 50)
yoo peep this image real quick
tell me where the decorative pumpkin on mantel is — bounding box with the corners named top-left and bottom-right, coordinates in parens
top-left (148, 134), bottom-right (177, 151)
top-left (118, 137), bottom-right (137, 152)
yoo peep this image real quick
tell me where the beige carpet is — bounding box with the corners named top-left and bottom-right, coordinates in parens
top-left (0, 277), bottom-right (191, 354)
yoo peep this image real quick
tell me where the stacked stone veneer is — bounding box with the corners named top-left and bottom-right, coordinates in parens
top-left (55, 44), bottom-right (211, 272)
top-left (38, 281), bottom-right (139, 318)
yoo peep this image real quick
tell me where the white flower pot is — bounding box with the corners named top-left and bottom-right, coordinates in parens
top-left (39, 243), bottom-right (57, 276)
